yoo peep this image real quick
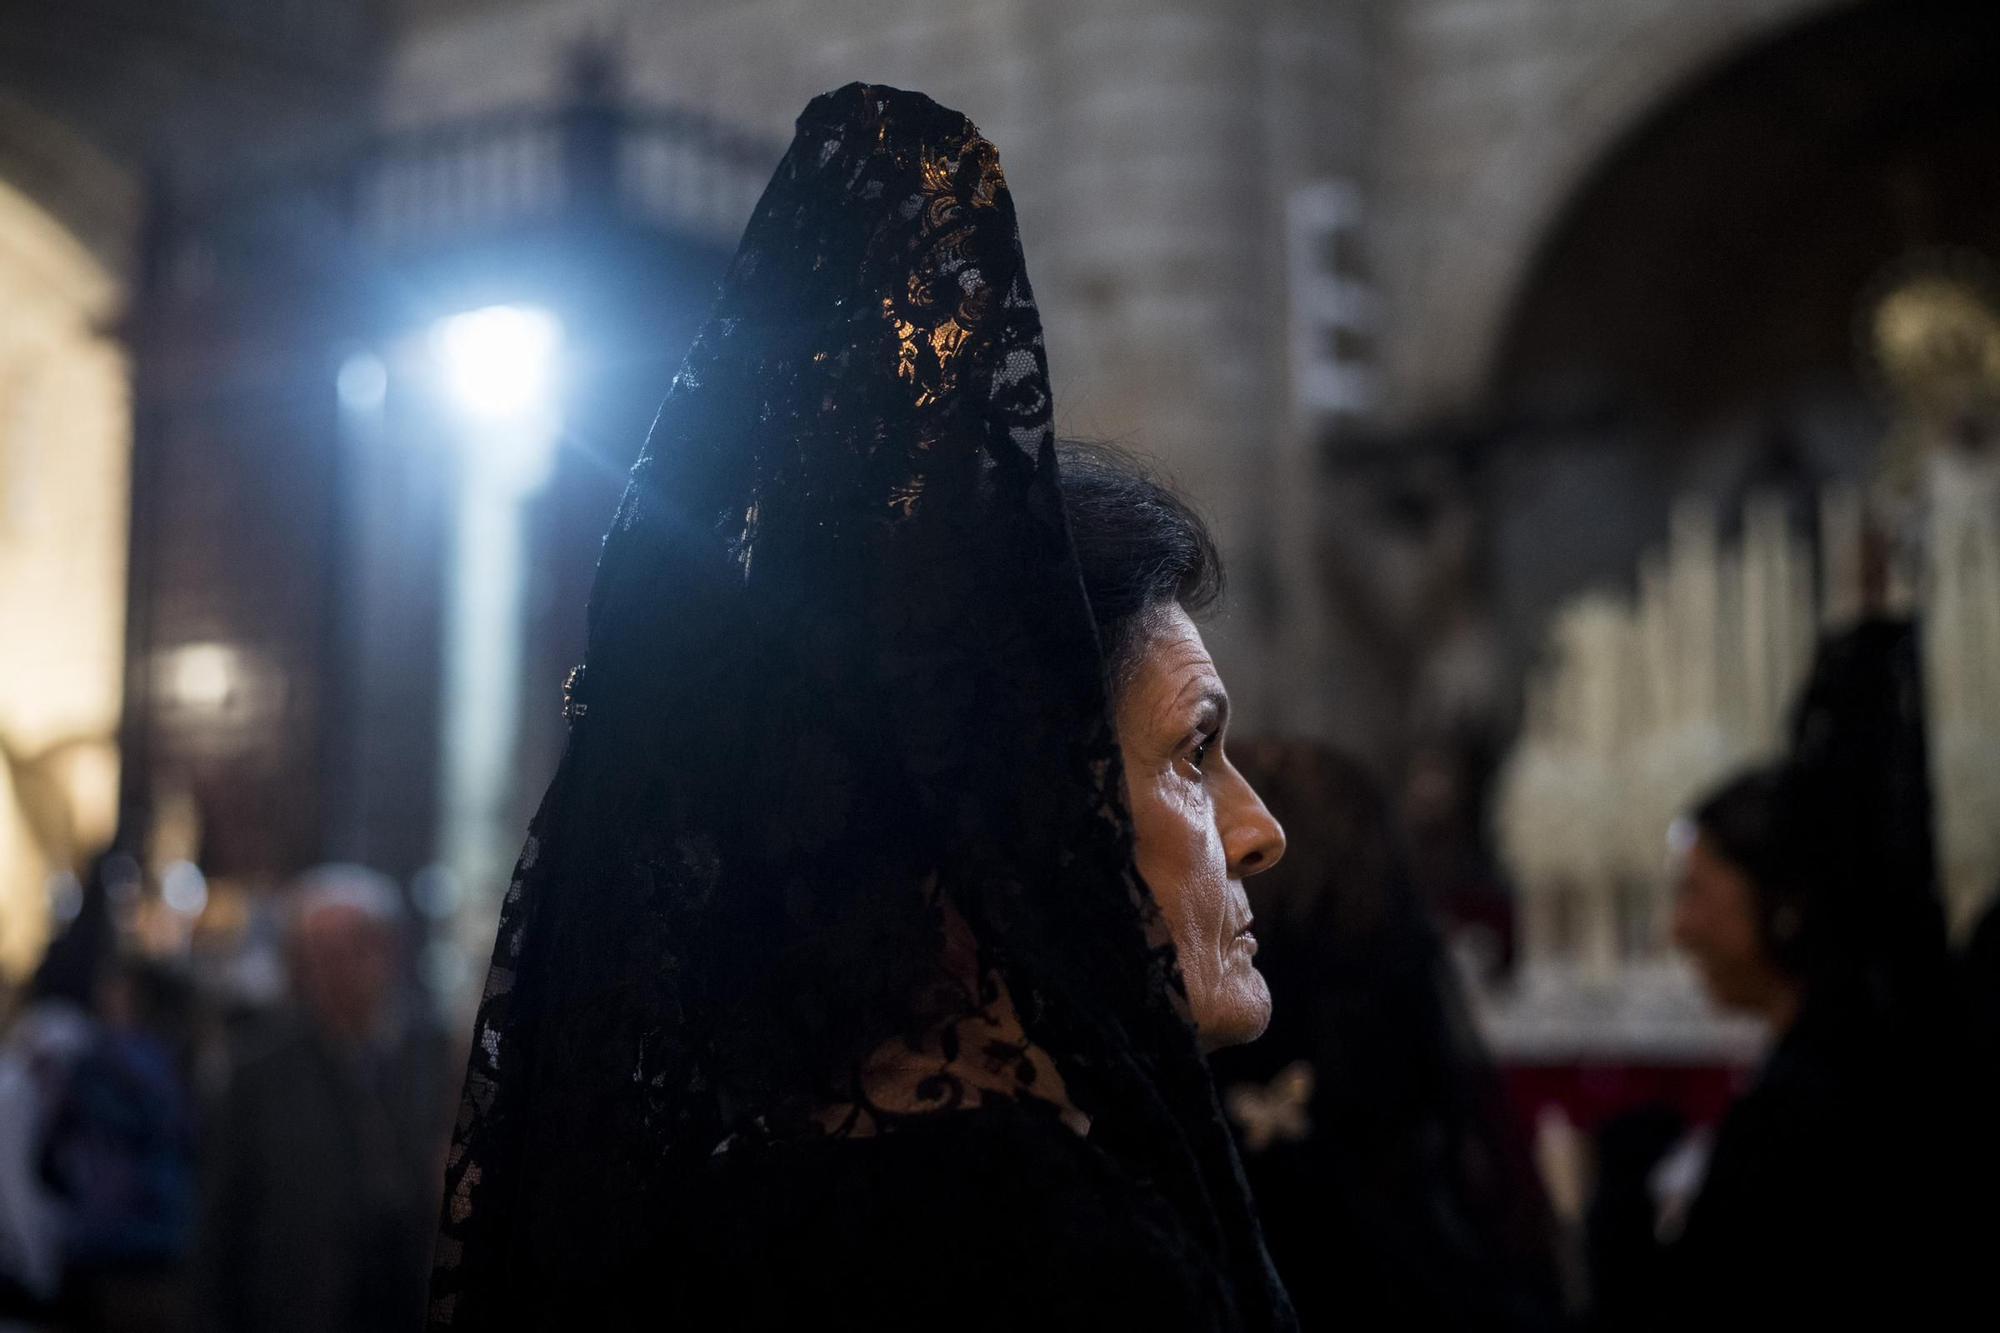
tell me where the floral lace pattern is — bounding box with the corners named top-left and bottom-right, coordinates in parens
top-left (430, 84), bottom-right (1292, 1330)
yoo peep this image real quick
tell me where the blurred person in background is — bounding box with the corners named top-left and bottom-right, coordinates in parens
top-left (38, 956), bottom-right (199, 1333)
top-left (1, 855), bottom-right (198, 1333)
top-left (192, 865), bottom-right (454, 1333)
top-left (0, 862), bottom-right (118, 1327)
top-left (1589, 621), bottom-right (1993, 1329)
top-left (1209, 739), bottom-right (1566, 1332)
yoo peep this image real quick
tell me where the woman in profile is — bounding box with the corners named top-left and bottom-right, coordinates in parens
top-left (430, 85), bottom-right (1297, 1330)
top-left (1594, 622), bottom-right (1991, 1329)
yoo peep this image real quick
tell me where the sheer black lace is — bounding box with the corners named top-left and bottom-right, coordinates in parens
top-left (430, 84), bottom-right (1292, 1330)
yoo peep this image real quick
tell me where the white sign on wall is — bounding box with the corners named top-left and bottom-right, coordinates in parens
top-left (1285, 179), bottom-right (1379, 422)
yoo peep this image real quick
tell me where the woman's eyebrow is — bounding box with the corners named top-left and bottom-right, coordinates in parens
top-left (1191, 687), bottom-right (1229, 729)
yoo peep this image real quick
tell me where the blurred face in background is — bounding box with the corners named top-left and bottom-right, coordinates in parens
top-left (1115, 604), bottom-right (1287, 1051)
top-left (293, 903), bottom-right (397, 1041)
top-left (1671, 830), bottom-right (1792, 1020)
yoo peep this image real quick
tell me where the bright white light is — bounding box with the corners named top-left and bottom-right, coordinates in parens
top-left (432, 305), bottom-right (561, 421)
top-left (337, 352), bottom-right (388, 413)
top-left (162, 643), bottom-right (240, 710)
top-left (161, 860), bottom-right (209, 916)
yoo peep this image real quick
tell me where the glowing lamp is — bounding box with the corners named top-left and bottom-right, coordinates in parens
top-left (432, 305), bottom-right (562, 422)
top-left (162, 642), bottom-right (241, 711)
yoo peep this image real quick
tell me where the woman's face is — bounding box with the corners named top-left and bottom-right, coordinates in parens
top-left (1671, 831), bottom-right (1786, 1016)
top-left (1115, 604), bottom-right (1286, 1051)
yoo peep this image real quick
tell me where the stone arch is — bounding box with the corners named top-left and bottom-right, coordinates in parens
top-left (0, 88), bottom-right (140, 290)
top-left (1379, 0), bottom-right (1854, 421)
top-left (1495, 0), bottom-right (2000, 421)
top-left (1456, 0), bottom-right (2000, 857)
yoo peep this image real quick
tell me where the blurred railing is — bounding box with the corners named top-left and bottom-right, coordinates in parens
top-left (157, 94), bottom-right (782, 299)
top-left (357, 105), bottom-right (776, 249)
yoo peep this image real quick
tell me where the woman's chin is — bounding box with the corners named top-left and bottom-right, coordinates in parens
top-left (1199, 969), bottom-right (1272, 1051)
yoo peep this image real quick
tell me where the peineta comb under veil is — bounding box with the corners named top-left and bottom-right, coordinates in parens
top-left (429, 83), bottom-right (1294, 1329)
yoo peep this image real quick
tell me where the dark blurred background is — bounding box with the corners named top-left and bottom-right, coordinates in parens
top-left (2, 1), bottom-right (1997, 1328)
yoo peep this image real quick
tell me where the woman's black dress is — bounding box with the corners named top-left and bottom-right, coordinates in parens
top-left (428, 84), bottom-right (1294, 1331)
top-left (664, 1104), bottom-right (1242, 1328)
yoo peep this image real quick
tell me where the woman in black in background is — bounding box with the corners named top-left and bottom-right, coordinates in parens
top-left (1210, 741), bottom-right (1566, 1332)
top-left (1591, 621), bottom-right (1995, 1329)
top-left (429, 85), bottom-right (1299, 1330)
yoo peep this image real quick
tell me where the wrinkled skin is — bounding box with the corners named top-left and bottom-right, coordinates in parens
top-left (1116, 605), bottom-right (1287, 1050)
top-left (852, 602), bottom-right (1289, 1127)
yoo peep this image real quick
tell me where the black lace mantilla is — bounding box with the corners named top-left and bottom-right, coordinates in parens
top-left (430, 84), bottom-right (1292, 1330)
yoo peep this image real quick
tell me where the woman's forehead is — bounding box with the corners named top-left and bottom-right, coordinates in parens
top-left (1129, 607), bottom-right (1223, 708)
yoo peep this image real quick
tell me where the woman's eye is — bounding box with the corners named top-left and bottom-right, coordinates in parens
top-left (1185, 734), bottom-right (1215, 775)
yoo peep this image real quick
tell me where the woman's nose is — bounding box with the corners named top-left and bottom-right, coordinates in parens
top-left (1225, 772), bottom-right (1286, 879)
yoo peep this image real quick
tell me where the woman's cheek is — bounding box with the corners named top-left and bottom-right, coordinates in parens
top-left (1130, 780), bottom-right (1181, 908)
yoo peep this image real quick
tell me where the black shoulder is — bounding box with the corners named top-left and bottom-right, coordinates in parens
top-left (665, 1105), bottom-right (1242, 1331)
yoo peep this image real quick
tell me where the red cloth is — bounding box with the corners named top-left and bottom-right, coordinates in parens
top-left (1501, 1062), bottom-right (1747, 1132)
